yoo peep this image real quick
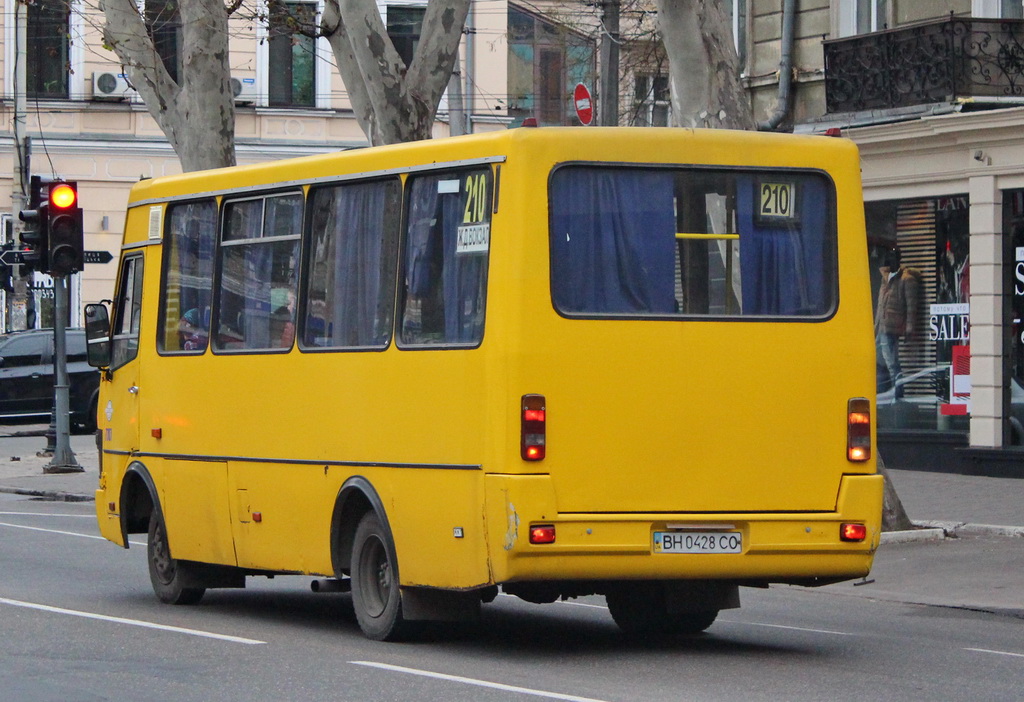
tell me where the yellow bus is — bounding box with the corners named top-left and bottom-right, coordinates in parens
top-left (85, 127), bottom-right (883, 641)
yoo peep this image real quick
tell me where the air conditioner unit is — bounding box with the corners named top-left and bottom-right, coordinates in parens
top-left (92, 71), bottom-right (136, 101)
top-left (231, 77), bottom-right (257, 105)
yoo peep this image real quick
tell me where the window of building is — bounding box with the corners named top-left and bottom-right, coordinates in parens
top-left (27, 0), bottom-right (70, 98)
top-left (215, 193), bottom-right (302, 351)
top-left (508, 5), bottom-right (597, 126)
top-left (399, 168), bottom-right (492, 346)
top-left (549, 166), bottom-right (837, 318)
top-left (725, 0), bottom-right (747, 71)
top-left (867, 196), bottom-right (970, 434)
top-left (303, 179), bottom-right (402, 349)
top-left (633, 74), bottom-right (670, 127)
top-left (837, 0), bottom-right (888, 36)
top-left (159, 200), bottom-right (217, 354)
top-left (146, 0), bottom-right (182, 84)
top-left (268, 1), bottom-right (317, 107)
top-left (973, 0), bottom-right (1024, 18)
top-left (387, 5), bottom-right (425, 68)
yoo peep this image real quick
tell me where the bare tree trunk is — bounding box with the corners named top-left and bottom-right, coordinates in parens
top-left (322, 0), bottom-right (470, 145)
top-left (103, 0), bottom-right (236, 171)
top-left (655, 0), bottom-right (754, 130)
top-left (878, 453), bottom-right (914, 532)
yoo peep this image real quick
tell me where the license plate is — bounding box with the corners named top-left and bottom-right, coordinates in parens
top-left (653, 531), bottom-right (742, 554)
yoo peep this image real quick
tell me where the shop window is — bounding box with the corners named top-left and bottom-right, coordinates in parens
top-left (508, 5), bottom-right (596, 126)
top-left (27, 0), bottom-right (70, 98)
top-left (268, 1), bottom-right (317, 107)
top-left (868, 196), bottom-right (971, 434)
top-left (159, 200), bottom-right (217, 354)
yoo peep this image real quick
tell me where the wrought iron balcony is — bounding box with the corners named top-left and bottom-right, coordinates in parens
top-left (824, 16), bottom-right (1024, 113)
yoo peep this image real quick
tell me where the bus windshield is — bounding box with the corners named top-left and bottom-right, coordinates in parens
top-left (549, 166), bottom-right (837, 318)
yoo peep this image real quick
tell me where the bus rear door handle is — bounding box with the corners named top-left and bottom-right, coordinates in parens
top-left (128, 385), bottom-right (139, 395)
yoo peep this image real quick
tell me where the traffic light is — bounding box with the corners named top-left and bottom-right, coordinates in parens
top-left (47, 181), bottom-right (84, 277)
top-left (17, 176), bottom-right (48, 273)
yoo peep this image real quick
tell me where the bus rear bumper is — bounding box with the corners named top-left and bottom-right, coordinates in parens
top-left (486, 473), bottom-right (883, 585)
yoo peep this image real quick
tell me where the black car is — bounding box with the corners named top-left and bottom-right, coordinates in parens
top-left (0, 328), bottom-right (100, 432)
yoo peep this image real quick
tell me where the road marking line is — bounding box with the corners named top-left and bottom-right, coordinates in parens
top-left (965, 647), bottom-right (1024, 659)
top-left (719, 620), bottom-right (854, 636)
top-left (0, 520), bottom-right (106, 540)
top-left (0, 520), bottom-right (145, 546)
top-left (350, 661), bottom-right (609, 702)
top-left (0, 511), bottom-right (93, 518)
top-left (0, 597), bottom-right (265, 645)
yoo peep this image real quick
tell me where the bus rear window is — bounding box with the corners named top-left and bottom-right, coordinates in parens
top-left (549, 166), bottom-right (837, 318)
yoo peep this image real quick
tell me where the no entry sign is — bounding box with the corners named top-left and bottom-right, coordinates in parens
top-left (574, 83), bottom-right (593, 125)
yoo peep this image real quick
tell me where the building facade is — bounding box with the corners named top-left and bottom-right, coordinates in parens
top-left (734, 0), bottom-right (1024, 474)
top-left (0, 0), bottom-right (514, 329)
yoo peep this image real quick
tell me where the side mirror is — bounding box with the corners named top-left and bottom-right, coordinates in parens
top-left (84, 303), bottom-right (112, 368)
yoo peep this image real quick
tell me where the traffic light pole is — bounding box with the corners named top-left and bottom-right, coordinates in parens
top-left (45, 275), bottom-right (82, 473)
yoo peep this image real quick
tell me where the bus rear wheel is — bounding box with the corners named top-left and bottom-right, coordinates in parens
top-left (351, 511), bottom-right (410, 641)
top-left (606, 586), bottom-right (719, 636)
top-left (147, 511), bottom-right (205, 605)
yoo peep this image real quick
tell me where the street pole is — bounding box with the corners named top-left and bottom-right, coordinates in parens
top-left (45, 275), bottom-right (82, 473)
top-left (10, 0), bottom-right (31, 331)
top-left (599, 0), bottom-right (620, 127)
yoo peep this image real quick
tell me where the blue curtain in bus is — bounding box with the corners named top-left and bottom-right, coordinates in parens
top-left (550, 169), bottom-right (676, 314)
top-left (736, 177), bottom-right (828, 315)
top-left (328, 182), bottom-right (391, 346)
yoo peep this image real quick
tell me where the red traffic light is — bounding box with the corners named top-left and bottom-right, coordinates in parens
top-left (49, 183), bottom-right (77, 209)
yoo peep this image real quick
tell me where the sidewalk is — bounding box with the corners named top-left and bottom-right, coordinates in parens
top-left (1, 426), bottom-right (1022, 618)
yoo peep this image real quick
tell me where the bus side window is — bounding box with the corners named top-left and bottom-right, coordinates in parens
top-left (302, 179), bottom-right (401, 349)
top-left (111, 255), bottom-right (144, 370)
top-left (399, 169), bottom-right (491, 346)
top-left (159, 200), bottom-right (217, 353)
top-left (215, 193), bottom-right (302, 352)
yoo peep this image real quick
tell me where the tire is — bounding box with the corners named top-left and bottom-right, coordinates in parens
top-left (606, 586), bottom-right (719, 636)
top-left (350, 511), bottom-right (409, 641)
top-left (147, 511), bottom-right (205, 605)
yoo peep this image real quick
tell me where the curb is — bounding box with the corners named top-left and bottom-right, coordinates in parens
top-left (880, 527), bottom-right (945, 544)
top-left (914, 519), bottom-right (1024, 539)
top-left (0, 485), bottom-right (94, 502)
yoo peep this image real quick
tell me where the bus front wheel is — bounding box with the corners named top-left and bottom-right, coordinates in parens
top-left (606, 586), bottom-right (719, 636)
top-left (351, 511), bottom-right (409, 641)
top-left (147, 511), bottom-right (205, 605)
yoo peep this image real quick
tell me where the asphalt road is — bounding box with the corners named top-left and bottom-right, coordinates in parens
top-left (1, 493), bottom-right (1021, 702)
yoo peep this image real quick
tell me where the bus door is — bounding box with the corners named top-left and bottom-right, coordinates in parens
top-left (102, 253), bottom-right (145, 465)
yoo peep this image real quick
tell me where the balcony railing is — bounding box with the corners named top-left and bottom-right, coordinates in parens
top-left (824, 16), bottom-right (1024, 113)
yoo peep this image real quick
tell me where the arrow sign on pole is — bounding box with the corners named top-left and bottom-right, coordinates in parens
top-left (0, 249), bottom-right (27, 265)
top-left (83, 250), bottom-right (114, 264)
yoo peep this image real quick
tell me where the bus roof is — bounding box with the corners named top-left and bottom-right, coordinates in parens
top-left (125, 127), bottom-right (859, 209)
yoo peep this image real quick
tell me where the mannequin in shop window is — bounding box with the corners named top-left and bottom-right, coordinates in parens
top-left (875, 246), bottom-right (921, 398)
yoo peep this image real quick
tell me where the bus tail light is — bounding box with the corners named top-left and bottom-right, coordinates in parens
top-left (847, 397), bottom-right (871, 462)
top-left (529, 524), bottom-right (556, 544)
top-left (840, 523), bottom-right (867, 542)
top-left (521, 394), bottom-right (546, 461)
